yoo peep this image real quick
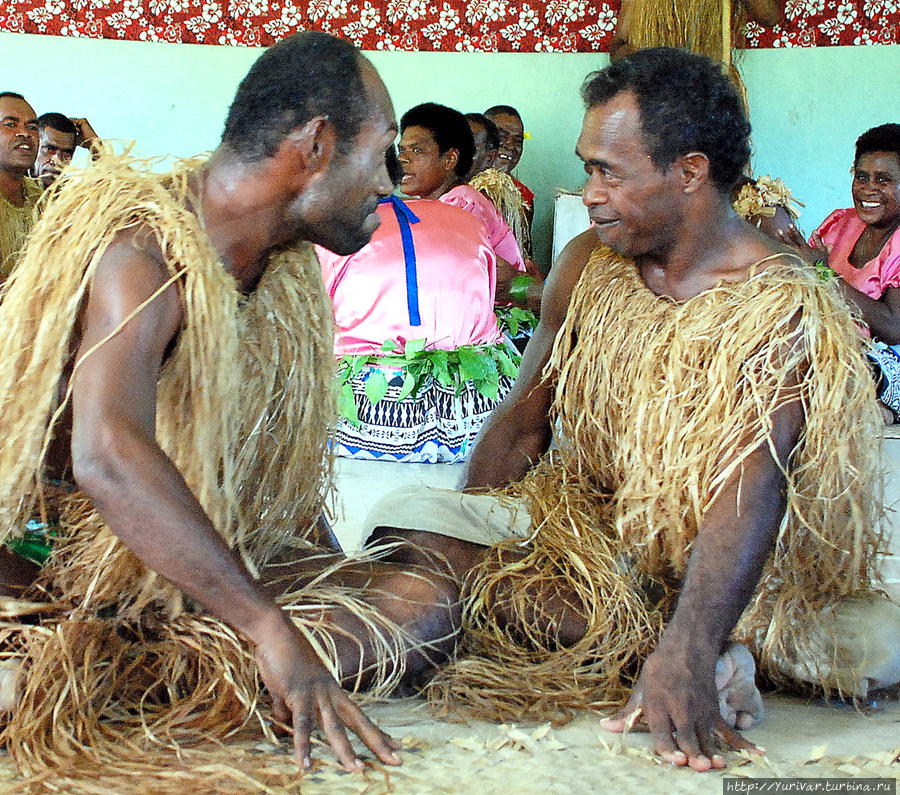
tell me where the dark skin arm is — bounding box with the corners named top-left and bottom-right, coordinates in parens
top-left (782, 226), bottom-right (900, 345)
top-left (70, 229), bottom-right (400, 773)
top-left (71, 117), bottom-right (101, 160)
top-left (603, 354), bottom-right (804, 770)
top-left (839, 284), bottom-right (900, 345)
top-left (464, 228), bottom-right (598, 489)
top-left (609, 0), bottom-right (636, 61)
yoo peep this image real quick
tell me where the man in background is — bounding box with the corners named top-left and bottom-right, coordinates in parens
top-left (0, 91), bottom-right (41, 279)
top-left (34, 112), bottom-right (101, 187)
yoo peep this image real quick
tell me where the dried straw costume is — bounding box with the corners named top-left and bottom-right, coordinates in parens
top-left (0, 153), bottom-right (411, 783)
top-left (469, 168), bottom-right (531, 258)
top-left (426, 246), bottom-right (885, 721)
top-left (624, 0), bottom-right (749, 102)
top-left (0, 176), bottom-right (42, 279)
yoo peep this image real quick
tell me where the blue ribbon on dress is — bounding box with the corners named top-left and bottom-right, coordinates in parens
top-left (379, 195), bottom-right (421, 327)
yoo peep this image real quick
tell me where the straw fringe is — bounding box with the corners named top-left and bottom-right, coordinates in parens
top-left (469, 169), bottom-right (531, 257)
top-left (626, 0), bottom-right (749, 102)
top-left (428, 246), bottom-right (884, 719)
top-left (0, 148), bottom-right (334, 592)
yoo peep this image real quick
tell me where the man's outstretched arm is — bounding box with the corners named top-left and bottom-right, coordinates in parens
top-left (603, 367), bottom-right (804, 770)
top-left (70, 229), bottom-right (399, 772)
top-left (463, 228), bottom-right (598, 490)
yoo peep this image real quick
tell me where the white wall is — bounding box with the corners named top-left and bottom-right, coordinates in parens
top-left (3, 32), bottom-right (899, 265)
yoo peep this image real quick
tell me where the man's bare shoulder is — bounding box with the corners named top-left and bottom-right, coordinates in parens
top-left (731, 223), bottom-right (805, 279)
top-left (84, 223), bottom-right (183, 343)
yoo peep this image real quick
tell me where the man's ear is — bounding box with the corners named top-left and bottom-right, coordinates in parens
top-left (678, 151), bottom-right (711, 194)
top-left (443, 148), bottom-right (459, 172)
top-left (275, 115), bottom-right (339, 182)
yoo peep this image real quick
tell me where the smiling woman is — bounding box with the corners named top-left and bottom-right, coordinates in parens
top-left (790, 123), bottom-right (900, 420)
top-left (397, 102), bottom-right (525, 275)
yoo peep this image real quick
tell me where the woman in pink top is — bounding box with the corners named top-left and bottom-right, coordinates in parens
top-left (317, 195), bottom-right (517, 463)
top-left (396, 103), bottom-right (526, 292)
top-left (791, 124), bottom-right (900, 419)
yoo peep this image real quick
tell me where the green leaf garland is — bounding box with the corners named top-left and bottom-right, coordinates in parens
top-left (335, 339), bottom-right (521, 422)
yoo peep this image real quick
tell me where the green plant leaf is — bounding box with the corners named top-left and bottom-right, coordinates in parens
top-left (364, 370), bottom-right (389, 405)
top-left (338, 381), bottom-right (360, 426)
top-left (404, 338), bottom-right (427, 359)
top-left (495, 348), bottom-right (519, 378)
top-left (475, 377), bottom-right (500, 401)
top-left (396, 371), bottom-right (416, 401)
top-left (380, 339), bottom-right (398, 352)
top-left (458, 347), bottom-right (490, 382)
top-left (349, 355), bottom-right (368, 377)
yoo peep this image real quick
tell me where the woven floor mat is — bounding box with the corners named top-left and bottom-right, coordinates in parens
top-left (0, 694), bottom-right (896, 794)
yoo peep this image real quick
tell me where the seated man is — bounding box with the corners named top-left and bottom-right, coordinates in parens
top-left (0, 32), bottom-right (462, 785)
top-left (362, 48), bottom-right (900, 771)
top-left (0, 92), bottom-right (41, 280)
top-left (318, 159), bottom-right (519, 463)
top-left (466, 111), bottom-right (533, 259)
top-left (465, 112), bottom-right (500, 179)
top-left (32, 113), bottom-right (79, 188)
top-left (484, 104), bottom-right (534, 228)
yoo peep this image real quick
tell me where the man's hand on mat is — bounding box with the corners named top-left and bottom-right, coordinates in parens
top-left (600, 641), bottom-right (764, 771)
top-left (254, 617), bottom-right (402, 773)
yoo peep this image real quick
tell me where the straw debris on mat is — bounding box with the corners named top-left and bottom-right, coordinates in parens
top-left (0, 150), bottom-right (412, 784)
top-left (427, 246), bottom-right (886, 721)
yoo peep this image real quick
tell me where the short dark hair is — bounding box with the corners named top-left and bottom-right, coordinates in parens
top-left (855, 124), bottom-right (900, 168)
top-left (465, 112), bottom-right (500, 152)
top-left (0, 92), bottom-right (26, 101)
top-left (581, 47), bottom-right (750, 192)
top-left (484, 105), bottom-right (521, 122)
top-left (400, 103), bottom-right (474, 179)
top-left (222, 31), bottom-right (368, 161)
top-left (37, 112), bottom-right (77, 136)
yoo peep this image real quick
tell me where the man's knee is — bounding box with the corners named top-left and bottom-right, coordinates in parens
top-left (367, 526), bottom-right (486, 579)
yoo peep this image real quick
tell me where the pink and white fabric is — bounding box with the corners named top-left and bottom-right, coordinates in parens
top-left (439, 184), bottom-right (525, 271)
top-left (813, 208), bottom-right (900, 300)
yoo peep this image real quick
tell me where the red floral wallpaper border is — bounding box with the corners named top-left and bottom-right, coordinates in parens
top-left (0, 0), bottom-right (897, 51)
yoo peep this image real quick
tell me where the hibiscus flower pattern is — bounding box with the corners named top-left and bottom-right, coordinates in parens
top-left (0, 0), bottom-right (896, 50)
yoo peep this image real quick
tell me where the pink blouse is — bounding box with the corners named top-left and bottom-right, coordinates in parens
top-left (439, 184), bottom-right (526, 271)
top-left (814, 208), bottom-right (900, 300)
top-left (317, 198), bottom-right (502, 358)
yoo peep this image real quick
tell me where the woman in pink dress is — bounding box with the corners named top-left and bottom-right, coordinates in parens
top-left (789, 124), bottom-right (900, 420)
top-left (317, 194), bottom-right (518, 463)
top-left (396, 103), bottom-right (526, 287)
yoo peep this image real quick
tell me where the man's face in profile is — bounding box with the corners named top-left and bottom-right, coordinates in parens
top-left (35, 126), bottom-right (76, 187)
top-left (291, 61), bottom-right (398, 256)
top-left (467, 120), bottom-right (497, 179)
top-left (578, 91), bottom-right (682, 259)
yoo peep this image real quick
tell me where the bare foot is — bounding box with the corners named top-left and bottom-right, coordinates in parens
top-left (715, 643), bottom-right (764, 730)
top-left (0, 659), bottom-right (22, 712)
